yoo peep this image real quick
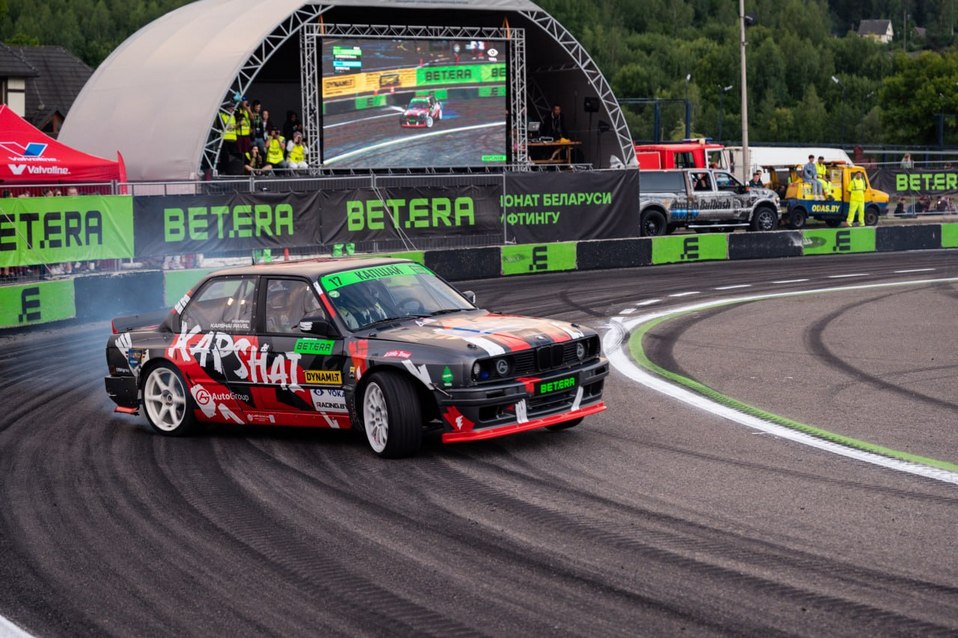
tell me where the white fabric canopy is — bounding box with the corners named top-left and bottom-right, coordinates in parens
top-left (59, 0), bottom-right (545, 181)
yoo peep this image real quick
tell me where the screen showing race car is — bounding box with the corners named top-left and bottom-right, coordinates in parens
top-left (320, 36), bottom-right (509, 169)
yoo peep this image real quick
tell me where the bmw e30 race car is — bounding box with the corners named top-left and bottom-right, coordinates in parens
top-left (400, 96), bottom-right (442, 128)
top-left (104, 258), bottom-right (608, 458)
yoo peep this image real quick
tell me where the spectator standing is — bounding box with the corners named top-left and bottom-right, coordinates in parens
top-left (265, 129), bottom-right (287, 170)
top-left (282, 111), bottom-right (303, 142)
top-left (286, 131), bottom-right (309, 172)
top-left (235, 108), bottom-right (252, 157)
top-left (219, 102), bottom-right (239, 173)
top-left (846, 172), bottom-right (866, 226)
top-left (250, 101), bottom-right (266, 154)
top-left (803, 154), bottom-right (823, 197)
top-left (541, 103), bottom-right (566, 139)
top-left (900, 153), bottom-right (914, 170)
top-left (748, 170), bottom-right (764, 188)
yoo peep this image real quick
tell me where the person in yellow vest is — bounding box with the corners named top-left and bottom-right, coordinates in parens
top-left (219, 102), bottom-right (239, 174)
top-left (265, 128), bottom-right (287, 169)
top-left (846, 171), bottom-right (866, 227)
top-left (815, 155), bottom-right (831, 198)
top-left (236, 103), bottom-right (252, 156)
top-left (286, 131), bottom-right (308, 172)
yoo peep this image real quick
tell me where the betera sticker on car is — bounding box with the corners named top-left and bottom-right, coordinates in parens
top-left (294, 338), bottom-right (335, 356)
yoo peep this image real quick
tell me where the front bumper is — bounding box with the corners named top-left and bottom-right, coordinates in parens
top-left (437, 357), bottom-right (608, 443)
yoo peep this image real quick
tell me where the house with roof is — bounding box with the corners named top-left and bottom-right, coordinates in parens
top-left (859, 19), bottom-right (895, 44)
top-left (0, 43), bottom-right (92, 137)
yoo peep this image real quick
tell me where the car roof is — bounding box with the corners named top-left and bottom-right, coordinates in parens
top-left (208, 256), bottom-right (415, 279)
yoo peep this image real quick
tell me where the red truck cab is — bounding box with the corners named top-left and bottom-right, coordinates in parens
top-left (634, 140), bottom-right (727, 170)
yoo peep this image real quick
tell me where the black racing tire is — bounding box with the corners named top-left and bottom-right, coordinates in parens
top-left (545, 417), bottom-right (583, 432)
top-left (361, 372), bottom-right (423, 458)
top-left (639, 209), bottom-right (667, 237)
top-left (786, 206), bottom-right (807, 229)
top-left (141, 362), bottom-right (199, 436)
top-left (750, 205), bottom-right (779, 232)
top-left (865, 206), bottom-right (880, 226)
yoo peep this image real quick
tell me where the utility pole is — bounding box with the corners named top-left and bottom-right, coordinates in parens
top-left (739, 0), bottom-right (749, 181)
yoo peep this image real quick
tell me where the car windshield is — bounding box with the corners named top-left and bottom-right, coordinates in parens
top-left (319, 263), bottom-right (473, 331)
top-left (408, 99), bottom-right (429, 109)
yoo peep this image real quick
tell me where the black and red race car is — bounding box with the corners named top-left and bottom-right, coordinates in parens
top-left (105, 258), bottom-right (608, 457)
top-left (400, 96), bottom-right (442, 128)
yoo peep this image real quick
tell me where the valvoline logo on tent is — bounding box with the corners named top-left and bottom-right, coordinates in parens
top-left (2, 140), bottom-right (69, 176)
top-left (0, 141), bottom-right (50, 159)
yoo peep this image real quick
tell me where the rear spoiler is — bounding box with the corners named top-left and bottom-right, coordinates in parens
top-left (111, 309), bottom-right (171, 334)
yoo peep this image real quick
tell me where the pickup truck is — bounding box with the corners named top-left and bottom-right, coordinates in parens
top-left (638, 169), bottom-right (781, 236)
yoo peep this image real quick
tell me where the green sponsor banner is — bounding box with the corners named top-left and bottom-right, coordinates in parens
top-left (0, 195), bottom-right (134, 268)
top-left (294, 338), bottom-right (335, 356)
top-left (801, 227), bottom-right (876, 255)
top-left (415, 89), bottom-right (448, 100)
top-left (416, 63), bottom-right (506, 86)
top-left (321, 262), bottom-right (431, 290)
top-left (651, 235), bottom-right (728, 265)
top-left (501, 242), bottom-right (577, 276)
top-left (164, 268), bottom-right (218, 308)
top-left (355, 95), bottom-right (387, 110)
top-left (942, 223), bottom-right (958, 248)
top-left (478, 85), bottom-right (506, 97)
top-left (0, 279), bottom-right (75, 328)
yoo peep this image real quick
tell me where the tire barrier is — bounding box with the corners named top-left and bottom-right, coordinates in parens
top-left (3, 223), bottom-right (957, 331)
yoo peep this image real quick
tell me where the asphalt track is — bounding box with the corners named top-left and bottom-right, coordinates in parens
top-left (1, 251), bottom-right (957, 636)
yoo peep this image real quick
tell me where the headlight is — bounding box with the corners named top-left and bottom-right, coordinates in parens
top-left (495, 358), bottom-right (511, 377)
top-left (576, 342), bottom-right (586, 361)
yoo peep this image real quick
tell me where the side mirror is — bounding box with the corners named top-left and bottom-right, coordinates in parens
top-left (298, 316), bottom-right (334, 335)
top-left (737, 185), bottom-right (748, 194)
top-left (461, 290), bottom-right (477, 305)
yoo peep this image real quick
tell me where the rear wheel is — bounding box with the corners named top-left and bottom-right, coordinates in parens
top-left (865, 206), bottom-right (880, 226)
top-left (546, 417), bottom-right (583, 432)
top-left (142, 363), bottom-right (198, 436)
top-left (639, 209), bottom-right (667, 237)
top-left (362, 372), bottom-right (423, 458)
top-left (750, 205), bottom-right (779, 231)
top-left (786, 206), bottom-right (807, 229)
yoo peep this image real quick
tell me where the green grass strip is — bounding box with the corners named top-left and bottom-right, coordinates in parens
top-left (629, 311), bottom-right (958, 473)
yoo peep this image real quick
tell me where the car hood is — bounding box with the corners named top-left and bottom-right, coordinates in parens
top-left (366, 310), bottom-right (590, 357)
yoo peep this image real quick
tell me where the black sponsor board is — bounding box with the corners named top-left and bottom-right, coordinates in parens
top-left (321, 184), bottom-right (502, 244)
top-left (876, 225), bottom-right (941, 252)
top-left (425, 246), bottom-right (501, 281)
top-left (577, 237), bottom-right (652, 270)
top-left (501, 170), bottom-right (638, 243)
top-left (728, 231), bottom-right (804, 260)
top-left (134, 192), bottom-right (321, 257)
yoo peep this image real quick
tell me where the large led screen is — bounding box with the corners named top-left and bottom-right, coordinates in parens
top-left (321, 37), bottom-right (508, 169)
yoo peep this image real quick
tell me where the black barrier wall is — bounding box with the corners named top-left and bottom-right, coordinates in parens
top-left (4, 223), bottom-right (958, 332)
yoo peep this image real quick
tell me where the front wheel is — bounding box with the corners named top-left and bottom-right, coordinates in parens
top-left (362, 373), bottom-right (423, 458)
top-left (750, 205), bottom-right (779, 231)
top-left (425, 116), bottom-right (434, 128)
top-left (639, 209), bottom-right (667, 237)
top-left (142, 363), bottom-right (199, 436)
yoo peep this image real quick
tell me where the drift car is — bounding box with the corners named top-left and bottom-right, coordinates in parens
top-left (400, 97), bottom-right (442, 128)
top-left (105, 258), bottom-right (608, 458)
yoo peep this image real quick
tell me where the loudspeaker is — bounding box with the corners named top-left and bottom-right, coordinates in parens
top-left (583, 97), bottom-right (600, 112)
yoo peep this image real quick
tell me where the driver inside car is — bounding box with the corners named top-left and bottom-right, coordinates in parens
top-left (335, 282), bottom-right (390, 330)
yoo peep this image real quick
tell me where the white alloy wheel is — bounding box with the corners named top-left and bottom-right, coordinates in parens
top-left (143, 365), bottom-right (189, 433)
top-left (363, 381), bottom-right (389, 453)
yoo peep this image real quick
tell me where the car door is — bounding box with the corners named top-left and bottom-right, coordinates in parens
top-left (171, 275), bottom-right (259, 424)
top-left (713, 171), bottom-right (750, 220)
top-left (249, 276), bottom-right (352, 428)
top-left (689, 171), bottom-right (729, 222)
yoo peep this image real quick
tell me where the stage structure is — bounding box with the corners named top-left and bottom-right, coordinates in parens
top-left (60, 0), bottom-right (636, 181)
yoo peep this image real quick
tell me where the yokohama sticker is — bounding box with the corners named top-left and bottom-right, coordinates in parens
top-left (310, 388), bottom-right (348, 413)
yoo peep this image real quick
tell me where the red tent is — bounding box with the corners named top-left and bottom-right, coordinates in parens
top-left (0, 104), bottom-right (126, 185)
